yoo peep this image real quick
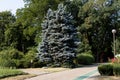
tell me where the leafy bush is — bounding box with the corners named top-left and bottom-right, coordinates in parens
top-left (61, 62), bottom-right (75, 68)
top-left (0, 58), bottom-right (16, 68)
top-left (98, 64), bottom-right (113, 76)
top-left (76, 53), bottom-right (95, 65)
top-left (21, 47), bottom-right (45, 68)
top-left (0, 48), bottom-right (24, 68)
top-left (113, 63), bottom-right (120, 76)
top-left (0, 47), bottom-right (45, 68)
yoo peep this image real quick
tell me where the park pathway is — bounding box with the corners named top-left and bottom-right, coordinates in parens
top-left (25, 64), bottom-right (99, 80)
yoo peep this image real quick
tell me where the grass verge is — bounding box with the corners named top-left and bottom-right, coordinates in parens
top-left (0, 68), bottom-right (25, 79)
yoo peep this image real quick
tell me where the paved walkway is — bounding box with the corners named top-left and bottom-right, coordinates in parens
top-left (25, 64), bottom-right (99, 80)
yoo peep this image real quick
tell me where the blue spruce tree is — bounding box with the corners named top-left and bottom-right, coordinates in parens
top-left (37, 3), bottom-right (79, 67)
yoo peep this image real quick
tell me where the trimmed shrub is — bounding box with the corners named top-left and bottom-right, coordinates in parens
top-left (113, 63), bottom-right (120, 76)
top-left (76, 53), bottom-right (95, 65)
top-left (98, 64), bottom-right (113, 76)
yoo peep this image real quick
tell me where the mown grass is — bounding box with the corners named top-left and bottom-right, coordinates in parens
top-left (0, 68), bottom-right (25, 79)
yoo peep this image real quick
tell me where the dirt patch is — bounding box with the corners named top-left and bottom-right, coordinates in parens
top-left (20, 67), bottom-right (70, 75)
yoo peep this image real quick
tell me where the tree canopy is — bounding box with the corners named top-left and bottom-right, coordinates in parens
top-left (0, 0), bottom-right (120, 64)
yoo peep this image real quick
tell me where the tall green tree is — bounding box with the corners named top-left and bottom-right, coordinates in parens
top-left (0, 11), bottom-right (16, 50)
top-left (15, 0), bottom-right (66, 52)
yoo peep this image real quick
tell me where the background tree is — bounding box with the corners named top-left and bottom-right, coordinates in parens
top-left (0, 11), bottom-right (16, 50)
top-left (77, 0), bottom-right (120, 62)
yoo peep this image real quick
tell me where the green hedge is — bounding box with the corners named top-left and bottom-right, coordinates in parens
top-left (113, 64), bottom-right (120, 76)
top-left (76, 53), bottom-right (95, 65)
top-left (98, 63), bottom-right (120, 76)
top-left (98, 64), bottom-right (113, 76)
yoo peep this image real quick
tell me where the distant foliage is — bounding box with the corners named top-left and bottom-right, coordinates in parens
top-left (112, 39), bottom-right (120, 55)
top-left (37, 3), bottom-right (79, 67)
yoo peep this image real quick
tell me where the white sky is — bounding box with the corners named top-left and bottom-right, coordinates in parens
top-left (0, 0), bottom-right (25, 14)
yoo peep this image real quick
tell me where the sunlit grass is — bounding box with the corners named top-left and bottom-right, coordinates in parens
top-left (0, 68), bottom-right (25, 78)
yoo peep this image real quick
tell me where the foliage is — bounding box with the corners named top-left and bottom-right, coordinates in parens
top-left (61, 62), bottom-right (75, 68)
top-left (17, 0), bottom-right (65, 45)
top-left (78, 41), bottom-right (92, 54)
top-left (77, 0), bottom-right (120, 62)
top-left (0, 68), bottom-right (25, 78)
top-left (98, 64), bottom-right (113, 76)
top-left (112, 39), bottom-right (120, 55)
top-left (22, 48), bottom-right (36, 68)
top-left (21, 47), bottom-right (44, 68)
top-left (0, 11), bottom-right (16, 50)
top-left (0, 0), bottom-right (120, 68)
top-left (113, 63), bottom-right (120, 76)
top-left (76, 53), bottom-right (95, 65)
top-left (37, 3), bottom-right (79, 67)
top-left (0, 48), bottom-right (24, 68)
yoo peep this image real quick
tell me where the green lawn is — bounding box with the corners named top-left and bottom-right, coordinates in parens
top-left (0, 68), bottom-right (25, 78)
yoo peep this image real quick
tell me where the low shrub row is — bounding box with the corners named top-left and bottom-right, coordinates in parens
top-left (0, 46), bottom-right (96, 68)
top-left (0, 47), bottom-right (95, 68)
top-left (98, 63), bottom-right (120, 76)
top-left (0, 47), bottom-right (44, 68)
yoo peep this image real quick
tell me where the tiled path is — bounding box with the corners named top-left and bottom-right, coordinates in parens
top-left (25, 64), bottom-right (99, 80)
